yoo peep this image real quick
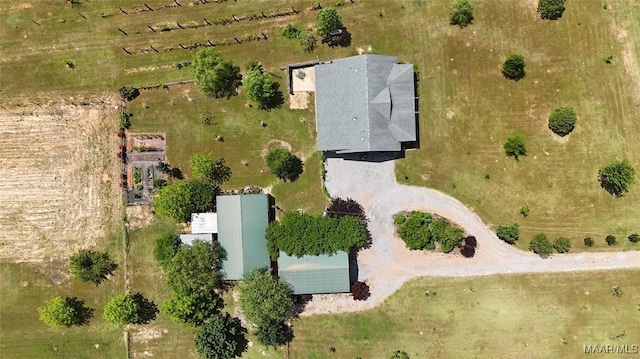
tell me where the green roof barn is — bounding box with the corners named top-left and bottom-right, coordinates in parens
top-left (216, 194), bottom-right (270, 281)
top-left (278, 251), bottom-right (350, 295)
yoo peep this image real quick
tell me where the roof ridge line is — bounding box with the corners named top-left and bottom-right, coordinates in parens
top-left (364, 54), bottom-right (371, 151)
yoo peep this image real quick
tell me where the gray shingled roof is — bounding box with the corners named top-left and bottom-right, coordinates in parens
top-left (315, 54), bottom-right (416, 153)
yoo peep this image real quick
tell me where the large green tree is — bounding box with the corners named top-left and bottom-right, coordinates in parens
top-left (548, 107), bottom-right (577, 136)
top-left (162, 291), bottom-right (223, 326)
top-left (69, 250), bottom-right (117, 285)
top-left (265, 148), bottom-right (303, 181)
top-left (154, 233), bottom-right (182, 269)
top-left (504, 135), bottom-right (527, 160)
top-left (538, 0), bottom-right (565, 20)
top-left (316, 7), bottom-right (343, 37)
top-left (189, 153), bottom-right (232, 184)
top-left (38, 296), bottom-right (94, 328)
top-left (166, 240), bottom-right (226, 294)
top-left (450, 0), bottom-right (474, 28)
top-left (153, 180), bottom-right (219, 222)
top-left (103, 292), bottom-right (158, 325)
top-left (194, 313), bottom-right (247, 359)
top-left (502, 54), bottom-right (526, 81)
top-left (237, 268), bottom-right (295, 327)
top-left (192, 49), bottom-right (242, 98)
top-left (243, 69), bottom-right (283, 110)
top-left (598, 160), bottom-right (636, 196)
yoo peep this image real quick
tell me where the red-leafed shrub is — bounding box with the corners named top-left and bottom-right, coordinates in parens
top-left (351, 281), bottom-right (369, 301)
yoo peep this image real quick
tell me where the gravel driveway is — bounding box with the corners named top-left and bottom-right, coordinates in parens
top-left (300, 154), bottom-right (640, 316)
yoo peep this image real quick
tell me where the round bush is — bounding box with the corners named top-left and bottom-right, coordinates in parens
top-left (548, 107), bottom-right (577, 136)
top-left (502, 54), bottom-right (526, 81)
top-left (628, 233), bottom-right (640, 243)
top-left (553, 236), bottom-right (572, 253)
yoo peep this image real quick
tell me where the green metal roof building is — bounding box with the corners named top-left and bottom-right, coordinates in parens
top-left (278, 251), bottom-right (350, 295)
top-left (216, 194), bottom-right (270, 281)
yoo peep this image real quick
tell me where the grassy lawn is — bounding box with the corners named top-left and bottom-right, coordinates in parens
top-left (291, 269), bottom-right (640, 359)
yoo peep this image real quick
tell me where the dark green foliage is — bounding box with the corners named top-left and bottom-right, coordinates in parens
top-left (38, 296), bottom-right (94, 328)
top-left (243, 70), bottom-right (283, 110)
top-left (103, 292), bottom-right (158, 325)
top-left (265, 148), bottom-right (304, 181)
top-left (119, 112), bottom-right (131, 129)
top-left (450, 0), bottom-right (474, 28)
top-left (502, 54), bottom-right (526, 81)
top-left (316, 7), bottom-right (343, 37)
top-left (192, 48), bottom-right (242, 98)
top-left (189, 153), bottom-right (232, 184)
top-left (153, 180), bottom-right (219, 222)
top-left (529, 233), bottom-right (553, 258)
top-left (300, 30), bottom-right (317, 53)
top-left (246, 59), bottom-right (261, 72)
top-left (118, 86), bottom-right (139, 101)
top-left (430, 219), bottom-right (464, 253)
top-left (538, 0), bottom-right (566, 20)
top-left (397, 212), bottom-right (433, 250)
top-left (628, 233), bottom-right (640, 243)
top-left (265, 212), bottom-right (367, 258)
top-left (326, 197), bottom-right (366, 220)
top-left (496, 224), bottom-right (520, 244)
top-left (504, 135), bottom-right (527, 159)
top-left (166, 240), bottom-right (226, 294)
top-left (391, 351), bottom-right (410, 359)
top-left (553, 236), bottom-right (572, 253)
top-left (162, 291), bottom-right (223, 326)
top-left (255, 320), bottom-right (293, 347)
top-left (237, 268), bottom-right (294, 339)
top-left (605, 235), bottom-right (617, 246)
top-left (69, 250), bottom-right (117, 285)
top-left (598, 160), bottom-right (636, 196)
top-left (584, 237), bottom-right (594, 247)
top-left (153, 178), bottom-right (167, 189)
top-left (548, 107), bottom-right (577, 136)
top-left (281, 23), bottom-right (302, 39)
top-left (153, 233), bottom-right (181, 269)
top-left (194, 313), bottom-right (247, 359)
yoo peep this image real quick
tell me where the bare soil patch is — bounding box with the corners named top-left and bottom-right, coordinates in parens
top-left (289, 92), bottom-right (310, 109)
top-left (0, 102), bottom-right (122, 262)
top-left (259, 139), bottom-right (292, 158)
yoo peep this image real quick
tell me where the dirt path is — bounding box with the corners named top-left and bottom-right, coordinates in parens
top-left (300, 154), bottom-right (640, 316)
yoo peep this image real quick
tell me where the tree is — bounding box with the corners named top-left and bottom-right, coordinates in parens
top-left (246, 59), bottom-right (261, 72)
top-left (397, 211), bottom-right (433, 250)
top-left (189, 153), bottom-right (232, 184)
top-left (628, 233), bottom-right (640, 243)
top-left (166, 240), bottom-right (226, 294)
top-left (430, 219), bottom-right (464, 253)
top-left (38, 296), bottom-right (93, 328)
top-left (529, 233), bottom-right (553, 258)
top-left (598, 160), bottom-right (636, 196)
top-left (243, 69), bottom-right (283, 110)
top-left (265, 148), bottom-right (304, 181)
top-left (162, 291), bottom-right (223, 326)
top-left (237, 268), bottom-right (295, 327)
top-left (316, 7), bottom-right (343, 37)
top-left (154, 233), bottom-right (181, 269)
top-left (504, 135), bottom-right (527, 159)
top-left (103, 292), bottom-right (158, 325)
top-left (69, 250), bottom-right (117, 285)
top-left (118, 86), bottom-right (139, 101)
top-left (192, 48), bottom-right (242, 98)
top-left (496, 224), bottom-right (520, 244)
top-left (153, 180), bottom-right (219, 222)
top-left (583, 237), bottom-right (594, 247)
top-left (605, 235), bottom-right (617, 246)
top-left (553, 237), bottom-right (572, 253)
top-left (194, 312), bottom-right (247, 359)
top-left (300, 30), bottom-right (317, 53)
top-left (326, 197), bottom-right (366, 220)
top-left (502, 54), bottom-right (526, 81)
top-left (450, 0), bottom-right (474, 28)
top-left (538, 0), bottom-right (566, 20)
top-left (281, 23), bottom-right (302, 39)
top-left (391, 351), bottom-right (410, 359)
top-left (255, 320), bottom-right (293, 347)
top-left (548, 107), bottom-right (577, 136)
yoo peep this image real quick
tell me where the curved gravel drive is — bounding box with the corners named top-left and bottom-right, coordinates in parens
top-left (300, 154), bottom-right (640, 316)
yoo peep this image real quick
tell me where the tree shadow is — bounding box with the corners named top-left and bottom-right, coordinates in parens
top-left (132, 292), bottom-right (159, 324)
top-left (259, 82), bottom-right (285, 111)
top-left (292, 294), bottom-right (313, 317)
top-left (170, 167), bottom-right (184, 179)
top-left (322, 28), bottom-right (352, 48)
top-left (66, 297), bottom-right (94, 326)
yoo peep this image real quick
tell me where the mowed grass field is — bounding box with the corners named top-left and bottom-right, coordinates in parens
top-left (291, 269), bottom-right (640, 359)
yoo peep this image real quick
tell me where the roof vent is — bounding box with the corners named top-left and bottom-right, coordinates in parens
top-left (353, 117), bottom-right (357, 121)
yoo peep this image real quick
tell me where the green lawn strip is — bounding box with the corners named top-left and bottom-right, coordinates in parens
top-left (291, 269), bottom-right (640, 359)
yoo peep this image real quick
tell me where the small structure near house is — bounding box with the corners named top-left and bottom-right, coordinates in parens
top-left (278, 251), bottom-right (350, 295)
top-left (216, 194), bottom-right (271, 281)
top-left (179, 233), bottom-right (213, 246)
top-left (191, 212), bottom-right (218, 234)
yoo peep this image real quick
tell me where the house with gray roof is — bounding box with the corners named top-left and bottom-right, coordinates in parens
top-left (314, 54), bottom-right (417, 154)
top-left (216, 194), bottom-right (271, 281)
top-left (278, 251), bottom-right (350, 295)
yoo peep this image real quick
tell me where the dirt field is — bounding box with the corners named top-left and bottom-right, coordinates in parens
top-left (0, 101), bottom-right (123, 262)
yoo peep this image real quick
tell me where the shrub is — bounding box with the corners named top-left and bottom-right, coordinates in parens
top-left (538, 0), bottom-right (566, 20)
top-left (153, 233), bottom-right (181, 269)
top-left (598, 160), bottom-right (636, 196)
top-left (118, 86), bottom-right (139, 101)
top-left (450, 0), bottom-right (474, 28)
top-left (391, 351), bottom-right (410, 359)
top-left (153, 178), bottom-right (167, 189)
top-left (430, 219), bottom-right (464, 253)
top-left (502, 54), bottom-right (526, 81)
top-left (605, 235), bottom-right (617, 246)
top-left (192, 48), bottom-right (242, 98)
top-left (300, 30), bottom-right (317, 53)
top-left (628, 233), bottom-right (640, 243)
top-left (496, 224), bottom-right (519, 244)
top-left (460, 243), bottom-right (475, 258)
top-left (584, 237), bottom-right (594, 247)
top-left (265, 148), bottom-right (303, 181)
top-left (255, 320), bottom-right (293, 347)
top-left (316, 7), bottom-right (343, 37)
top-left (246, 59), bottom-right (261, 73)
top-left (553, 237), bottom-right (572, 253)
top-left (103, 292), bottom-right (158, 325)
top-left (281, 23), bottom-right (302, 39)
top-left (69, 250), bottom-right (117, 285)
top-left (397, 211), bottom-right (433, 250)
top-left (38, 296), bottom-right (94, 328)
top-left (548, 107), bottom-right (577, 136)
top-left (351, 281), bottom-right (370, 301)
top-left (504, 135), bottom-right (527, 159)
top-left (326, 197), bottom-right (366, 221)
top-left (119, 112), bottom-right (131, 129)
top-left (394, 215), bottom-right (406, 225)
top-left (529, 233), bottom-right (553, 258)
top-left (520, 205), bottom-right (530, 217)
